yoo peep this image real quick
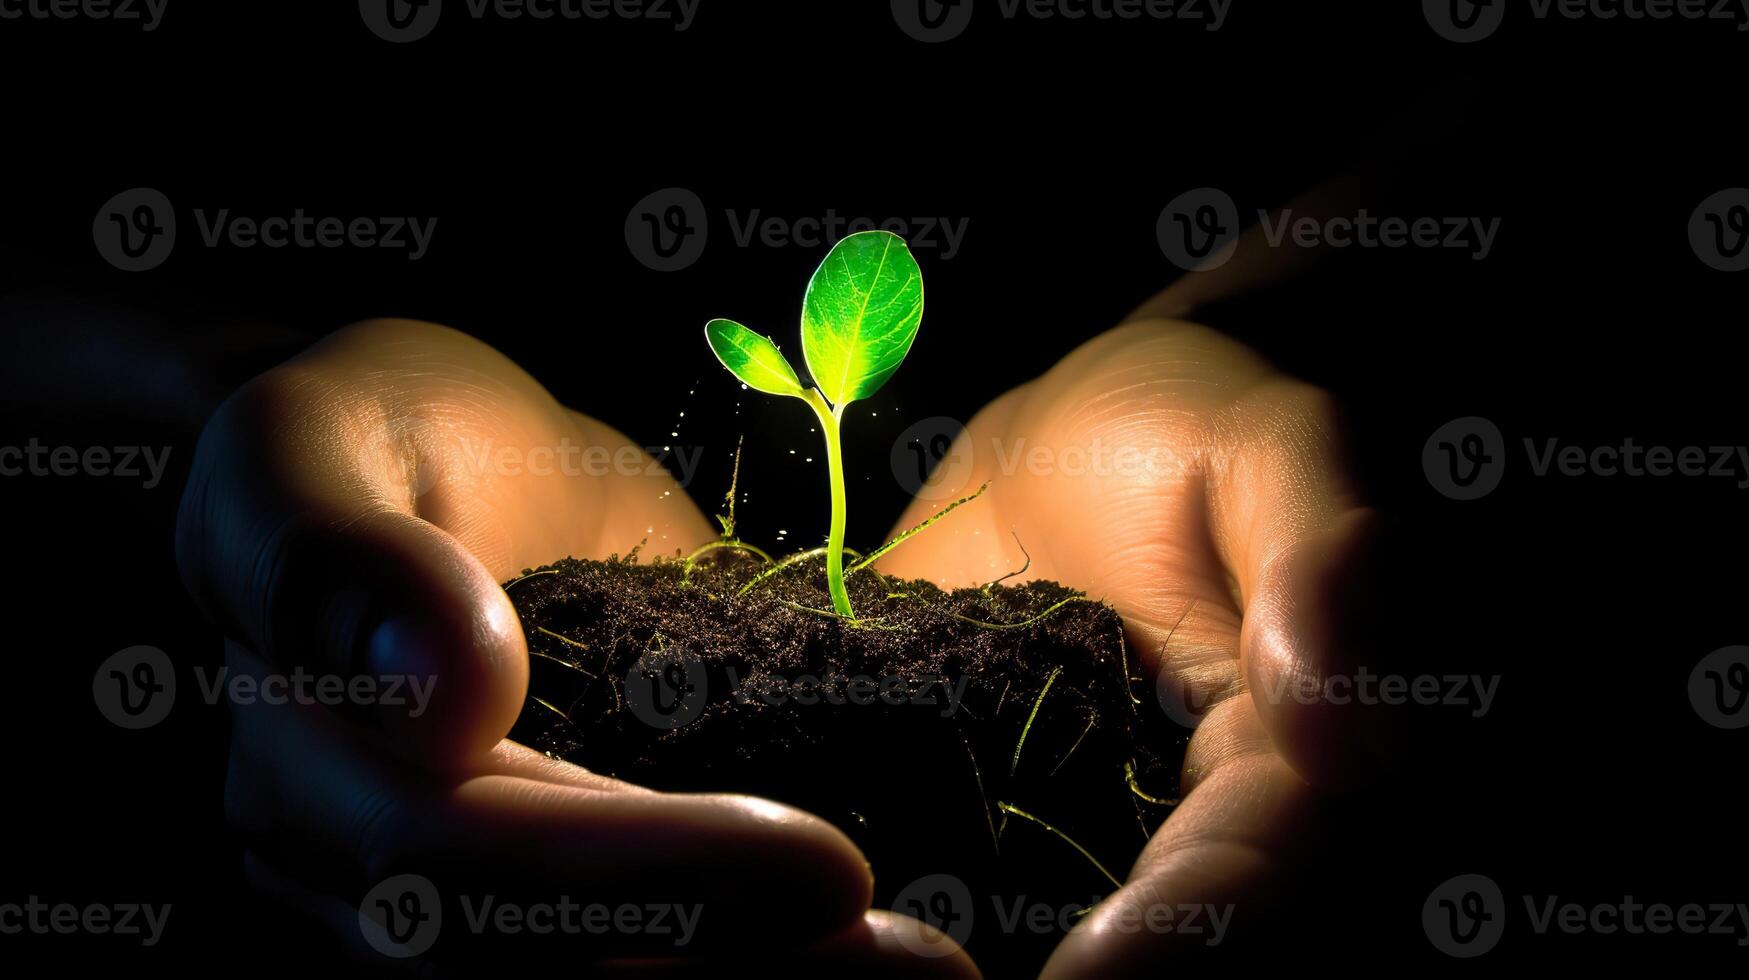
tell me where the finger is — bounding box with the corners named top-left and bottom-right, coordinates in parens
top-left (178, 324), bottom-right (538, 764)
top-left (224, 641), bottom-right (873, 955)
top-left (1039, 696), bottom-right (1315, 978)
top-left (595, 911), bottom-right (981, 979)
top-left (250, 851), bottom-right (969, 980)
top-left (1200, 377), bottom-right (1386, 784)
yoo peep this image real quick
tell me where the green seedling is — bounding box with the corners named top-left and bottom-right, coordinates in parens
top-left (705, 230), bottom-right (925, 619)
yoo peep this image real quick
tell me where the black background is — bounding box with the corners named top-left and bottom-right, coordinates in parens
top-left (1, 0), bottom-right (1744, 973)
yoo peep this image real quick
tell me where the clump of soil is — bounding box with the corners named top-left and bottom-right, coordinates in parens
top-left (505, 547), bottom-right (1188, 975)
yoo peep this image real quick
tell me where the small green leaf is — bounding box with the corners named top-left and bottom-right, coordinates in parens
top-left (801, 231), bottom-right (924, 408)
top-left (705, 318), bottom-right (805, 397)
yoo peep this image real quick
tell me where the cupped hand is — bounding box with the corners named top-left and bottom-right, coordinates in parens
top-left (878, 315), bottom-right (1376, 977)
top-left (177, 318), bottom-right (978, 976)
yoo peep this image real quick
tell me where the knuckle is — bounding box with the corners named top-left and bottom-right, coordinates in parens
top-left (348, 784), bottom-right (415, 881)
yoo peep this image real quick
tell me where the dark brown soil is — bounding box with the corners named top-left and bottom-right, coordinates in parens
top-left (505, 546), bottom-right (1188, 976)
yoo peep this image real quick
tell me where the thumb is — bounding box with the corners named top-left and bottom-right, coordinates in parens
top-left (176, 368), bottom-right (527, 766)
top-left (1204, 381), bottom-right (1393, 787)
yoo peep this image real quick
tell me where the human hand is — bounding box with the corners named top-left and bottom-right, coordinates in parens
top-left (878, 316), bottom-right (1376, 976)
top-left (177, 318), bottom-right (977, 975)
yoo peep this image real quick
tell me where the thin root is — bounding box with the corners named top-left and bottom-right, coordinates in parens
top-left (951, 594), bottom-right (1091, 630)
top-left (980, 531), bottom-right (1032, 593)
top-left (997, 802), bottom-right (1123, 889)
top-left (847, 482), bottom-right (990, 575)
top-left (1010, 666), bottom-right (1063, 777)
top-left (1124, 760), bottom-right (1181, 807)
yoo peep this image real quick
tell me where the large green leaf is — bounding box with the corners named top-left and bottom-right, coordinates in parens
top-left (704, 318), bottom-right (805, 397)
top-left (801, 231), bottom-right (924, 407)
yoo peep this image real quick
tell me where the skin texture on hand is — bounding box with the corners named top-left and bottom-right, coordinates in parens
top-left (176, 319), bottom-right (978, 976)
top-left (875, 317), bottom-right (1373, 977)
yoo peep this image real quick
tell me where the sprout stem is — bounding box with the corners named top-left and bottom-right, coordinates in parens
top-left (804, 388), bottom-right (854, 618)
